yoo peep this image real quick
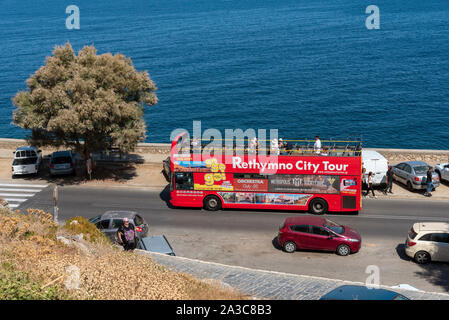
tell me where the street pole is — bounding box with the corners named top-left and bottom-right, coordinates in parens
top-left (53, 185), bottom-right (58, 223)
top-left (87, 157), bottom-right (92, 180)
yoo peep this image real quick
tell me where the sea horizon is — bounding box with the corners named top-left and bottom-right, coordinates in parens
top-left (1, 0), bottom-right (448, 149)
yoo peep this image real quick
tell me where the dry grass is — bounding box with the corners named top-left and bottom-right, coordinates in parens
top-left (0, 208), bottom-right (247, 300)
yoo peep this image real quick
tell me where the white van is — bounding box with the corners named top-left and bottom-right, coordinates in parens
top-left (362, 150), bottom-right (388, 186)
top-left (12, 146), bottom-right (42, 177)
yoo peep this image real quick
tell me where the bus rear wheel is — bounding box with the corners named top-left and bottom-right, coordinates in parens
top-left (204, 195), bottom-right (222, 211)
top-left (309, 198), bottom-right (328, 215)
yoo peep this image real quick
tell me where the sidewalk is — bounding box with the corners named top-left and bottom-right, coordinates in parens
top-left (139, 251), bottom-right (449, 300)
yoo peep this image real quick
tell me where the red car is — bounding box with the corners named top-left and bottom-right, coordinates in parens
top-left (278, 216), bottom-right (361, 256)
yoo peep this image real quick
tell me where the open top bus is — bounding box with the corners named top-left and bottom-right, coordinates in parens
top-left (168, 133), bottom-right (362, 215)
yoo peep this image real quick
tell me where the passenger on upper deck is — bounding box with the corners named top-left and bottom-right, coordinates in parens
top-left (321, 147), bottom-right (329, 156)
top-left (249, 137), bottom-right (258, 154)
top-left (314, 136), bottom-right (321, 154)
top-left (271, 138), bottom-right (279, 155)
top-left (279, 138), bottom-right (288, 155)
top-left (191, 137), bottom-right (201, 153)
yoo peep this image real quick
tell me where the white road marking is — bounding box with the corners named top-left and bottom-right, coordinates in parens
top-left (0, 182), bottom-right (48, 209)
top-left (3, 198), bottom-right (28, 202)
top-left (0, 188), bottom-right (45, 192)
top-left (0, 193), bottom-right (34, 197)
top-left (0, 183), bottom-right (47, 188)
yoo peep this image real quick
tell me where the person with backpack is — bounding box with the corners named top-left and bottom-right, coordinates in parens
top-left (117, 217), bottom-right (138, 251)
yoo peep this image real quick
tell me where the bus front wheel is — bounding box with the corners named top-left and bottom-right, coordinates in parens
top-left (204, 195), bottom-right (222, 211)
top-left (309, 198), bottom-right (328, 215)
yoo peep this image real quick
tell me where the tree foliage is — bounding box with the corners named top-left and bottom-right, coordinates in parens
top-left (12, 42), bottom-right (158, 157)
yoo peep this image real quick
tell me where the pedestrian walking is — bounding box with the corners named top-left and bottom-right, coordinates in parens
top-left (367, 172), bottom-right (377, 198)
top-left (362, 167), bottom-right (367, 196)
top-left (384, 165), bottom-right (394, 194)
top-left (424, 166), bottom-right (435, 197)
top-left (117, 217), bottom-right (138, 251)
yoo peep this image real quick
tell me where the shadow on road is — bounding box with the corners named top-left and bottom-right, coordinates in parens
top-left (16, 157), bottom-right (138, 186)
top-left (415, 262), bottom-right (449, 292)
top-left (395, 244), bottom-right (411, 261)
top-left (159, 184), bottom-right (174, 209)
top-left (272, 236), bottom-right (282, 250)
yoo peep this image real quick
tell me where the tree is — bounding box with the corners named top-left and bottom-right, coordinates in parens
top-left (12, 42), bottom-right (158, 160)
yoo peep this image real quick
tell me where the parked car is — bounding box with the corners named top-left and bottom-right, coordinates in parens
top-left (137, 235), bottom-right (175, 256)
top-left (362, 150), bottom-right (388, 186)
top-left (405, 222), bottom-right (449, 264)
top-left (435, 163), bottom-right (449, 183)
top-left (12, 146), bottom-right (42, 177)
top-left (162, 156), bottom-right (171, 182)
top-left (89, 211), bottom-right (149, 243)
top-left (320, 285), bottom-right (408, 300)
top-left (49, 151), bottom-right (75, 176)
top-left (277, 216), bottom-right (361, 256)
top-left (391, 161), bottom-right (440, 191)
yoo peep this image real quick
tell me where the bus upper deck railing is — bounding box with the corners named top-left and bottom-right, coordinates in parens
top-left (174, 138), bottom-right (362, 157)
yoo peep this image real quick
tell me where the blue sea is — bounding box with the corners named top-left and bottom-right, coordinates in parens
top-left (0, 0), bottom-right (448, 149)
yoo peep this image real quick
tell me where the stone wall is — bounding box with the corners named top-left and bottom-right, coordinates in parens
top-left (367, 148), bottom-right (449, 166)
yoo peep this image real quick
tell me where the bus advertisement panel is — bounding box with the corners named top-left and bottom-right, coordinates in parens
top-left (170, 154), bottom-right (362, 213)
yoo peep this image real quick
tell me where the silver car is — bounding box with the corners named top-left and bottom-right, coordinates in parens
top-left (49, 150), bottom-right (75, 176)
top-left (89, 211), bottom-right (149, 243)
top-left (391, 161), bottom-right (440, 191)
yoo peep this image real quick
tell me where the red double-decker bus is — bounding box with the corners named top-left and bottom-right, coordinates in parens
top-left (168, 133), bottom-right (362, 214)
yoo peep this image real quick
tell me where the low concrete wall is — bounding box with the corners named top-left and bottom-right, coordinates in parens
top-left (0, 139), bottom-right (448, 164)
top-left (366, 148), bottom-right (449, 165)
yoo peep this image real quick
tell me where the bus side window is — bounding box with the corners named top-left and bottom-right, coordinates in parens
top-left (175, 173), bottom-right (194, 190)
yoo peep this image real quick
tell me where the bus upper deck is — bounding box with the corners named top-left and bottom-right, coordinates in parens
top-left (172, 136), bottom-right (362, 158)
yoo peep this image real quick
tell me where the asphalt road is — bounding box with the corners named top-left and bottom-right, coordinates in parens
top-left (19, 185), bottom-right (449, 294)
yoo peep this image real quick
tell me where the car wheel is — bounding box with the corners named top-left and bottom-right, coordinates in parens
top-left (203, 195), bottom-right (222, 211)
top-left (336, 244), bottom-right (351, 256)
top-left (407, 181), bottom-right (414, 191)
top-left (283, 241), bottom-right (297, 253)
top-left (309, 198), bottom-right (328, 215)
top-left (414, 251), bottom-right (431, 264)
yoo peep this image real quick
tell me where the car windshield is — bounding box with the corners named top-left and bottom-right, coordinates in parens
top-left (52, 156), bottom-right (72, 164)
top-left (13, 157), bottom-right (37, 165)
top-left (323, 219), bottom-right (345, 234)
top-left (89, 215), bottom-right (102, 224)
top-left (15, 150), bottom-right (37, 158)
top-left (413, 165), bottom-right (429, 174)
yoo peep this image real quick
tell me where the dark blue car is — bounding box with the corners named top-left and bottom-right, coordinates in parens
top-left (320, 285), bottom-right (409, 300)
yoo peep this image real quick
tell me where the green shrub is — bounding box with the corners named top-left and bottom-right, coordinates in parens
top-left (0, 264), bottom-right (67, 300)
top-left (65, 216), bottom-right (109, 244)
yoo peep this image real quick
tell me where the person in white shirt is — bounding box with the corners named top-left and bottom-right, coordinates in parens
top-left (249, 137), bottom-right (258, 154)
top-left (313, 136), bottom-right (321, 154)
top-left (270, 138), bottom-right (279, 155)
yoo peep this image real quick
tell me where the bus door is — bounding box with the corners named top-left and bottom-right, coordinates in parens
top-left (340, 176), bottom-right (359, 210)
